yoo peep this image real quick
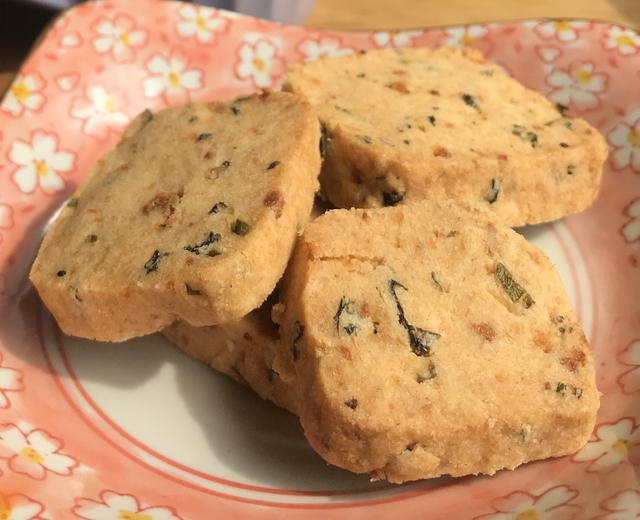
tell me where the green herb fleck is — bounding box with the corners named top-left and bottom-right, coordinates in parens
top-left (87, 234), bottom-right (98, 243)
top-left (267, 161), bottom-right (280, 170)
top-left (416, 361), bottom-right (437, 383)
top-left (230, 106), bottom-right (240, 115)
top-left (144, 250), bottom-right (169, 273)
top-left (185, 284), bottom-right (202, 296)
top-left (559, 142), bottom-right (569, 148)
top-left (56, 270), bottom-right (66, 277)
top-left (67, 198), bottom-right (79, 208)
top-left (495, 263), bottom-right (535, 308)
top-left (207, 249), bottom-right (221, 257)
top-left (382, 190), bottom-right (404, 207)
top-left (388, 279), bottom-right (440, 357)
top-left (512, 125), bottom-right (539, 147)
top-left (231, 219), bottom-right (251, 235)
top-left (567, 165), bottom-right (575, 175)
top-left (335, 105), bottom-right (352, 115)
top-left (357, 135), bottom-right (373, 144)
top-left (334, 296), bottom-right (361, 336)
top-left (403, 139), bottom-right (410, 145)
top-left (292, 321), bottom-right (304, 361)
top-left (555, 381), bottom-right (582, 398)
top-left (184, 232), bottom-right (220, 255)
top-left (428, 115), bottom-right (436, 126)
top-left (209, 202), bottom-right (227, 214)
top-left (344, 398), bottom-right (358, 409)
top-left (197, 133), bottom-right (212, 141)
top-left (486, 178), bottom-right (502, 204)
top-left (555, 103), bottom-right (568, 116)
top-left (320, 125), bottom-right (328, 158)
top-left (462, 93), bottom-right (479, 109)
top-left (527, 131), bottom-right (539, 147)
top-left (480, 69), bottom-right (495, 77)
top-left (356, 72), bottom-right (366, 78)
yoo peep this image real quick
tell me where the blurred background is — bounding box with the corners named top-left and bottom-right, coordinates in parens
top-left (1, 0), bottom-right (639, 89)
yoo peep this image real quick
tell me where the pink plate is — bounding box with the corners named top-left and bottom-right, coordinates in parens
top-left (0, 2), bottom-right (639, 518)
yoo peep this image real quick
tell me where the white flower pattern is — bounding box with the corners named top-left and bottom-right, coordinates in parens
top-left (546, 62), bottom-right (607, 111)
top-left (143, 51), bottom-right (203, 104)
top-left (235, 39), bottom-right (284, 88)
top-left (71, 86), bottom-right (129, 140)
top-left (371, 30), bottom-right (423, 48)
top-left (73, 491), bottom-right (182, 520)
top-left (573, 418), bottom-right (640, 472)
top-left (1, 73), bottom-right (46, 117)
top-left (0, 353), bottom-right (23, 409)
top-left (596, 489), bottom-right (640, 520)
top-left (617, 339), bottom-right (640, 393)
top-left (0, 423), bottom-right (77, 479)
top-left (9, 131), bottom-right (75, 194)
top-left (604, 26), bottom-right (640, 56)
top-left (0, 493), bottom-right (45, 520)
top-left (443, 25), bottom-right (488, 48)
top-left (297, 36), bottom-right (354, 61)
top-left (608, 117), bottom-right (640, 172)
top-left (91, 14), bottom-right (147, 62)
top-left (176, 4), bottom-right (229, 44)
top-left (536, 20), bottom-right (590, 42)
top-left (475, 485), bottom-right (581, 520)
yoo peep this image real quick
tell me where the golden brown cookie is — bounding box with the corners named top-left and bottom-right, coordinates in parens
top-left (30, 92), bottom-right (321, 341)
top-left (284, 47), bottom-right (607, 226)
top-left (274, 201), bottom-right (599, 483)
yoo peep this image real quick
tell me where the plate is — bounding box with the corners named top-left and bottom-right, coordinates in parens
top-left (0, 2), bottom-right (639, 518)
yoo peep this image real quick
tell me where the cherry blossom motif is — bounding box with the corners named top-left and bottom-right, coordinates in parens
top-left (443, 25), bottom-right (488, 48)
top-left (474, 485), bottom-right (582, 520)
top-left (604, 25), bottom-right (640, 56)
top-left (536, 20), bottom-right (591, 42)
top-left (59, 32), bottom-right (83, 48)
top-left (546, 62), bottom-right (607, 111)
top-left (73, 490), bottom-right (183, 520)
top-left (371, 30), bottom-right (423, 48)
top-left (235, 38), bottom-right (285, 88)
top-left (55, 72), bottom-right (80, 93)
top-left (617, 339), bottom-right (640, 393)
top-left (143, 51), bottom-right (203, 105)
top-left (0, 423), bottom-right (78, 479)
top-left (176, 4), bottom-right (229, 44)
top-left (573, 417), bottom-right (640, 473)
top-left (0, 493), bottom-right (46, 520)
top-left (296, 36), bottom-right (354, 61)
top-left (608, 116), bottom-right (640, 172)
top-left (0, 353), bottom-right (23, 408)
top-left (0, 73), bottom-right (46, 117)
top-left (91, 14), bottom-right (148, 63)
top-left (8, 131), bottom-right (75, 195)
top-left (595, 489), bottom-right (640, 520)
top-left (71, 86), bottom-right (129, 140)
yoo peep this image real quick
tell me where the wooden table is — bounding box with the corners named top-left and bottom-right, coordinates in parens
top-left (2, 0), bottom-right (639, 94)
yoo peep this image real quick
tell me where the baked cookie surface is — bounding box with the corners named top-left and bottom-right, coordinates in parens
top-left (274, 201), bottom-right (599, 483)
top-left (284, 47), bottom-right (607, 226)
top-left (30, 92), bottom-right (321, 341)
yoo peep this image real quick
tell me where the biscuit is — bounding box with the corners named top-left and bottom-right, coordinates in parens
top-left (30, 92), bottom-right (321, 341)
top-left (274, 201), bottom-right (599, 483)
top-left (284, 47), bottom-right (607, 227)
top-left (162, 294), bottom-right (295, 413)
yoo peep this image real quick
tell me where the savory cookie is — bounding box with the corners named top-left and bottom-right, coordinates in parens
top-left (284, 47), bottom-right (608, 227)
top-left (162, 294), bottom-right (295, 414)
top-left (273, 201), bottom-right (599, 483)
top-left (30, 92), bottom-right (321, 341)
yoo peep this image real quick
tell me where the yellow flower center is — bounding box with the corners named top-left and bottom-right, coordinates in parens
top-left (573, 68), bottom-right (593, 84)
top-left (34, 160), bottom-right (49, 177)
top-left (0, 508), bottom-right (11, 520)
top-left (612, 438), bottom-right (629, 454)
top-left (196, 16), bottom-right (207, 30)
top-left (118, 511), bottom-right (152, 520)
top-left (627, 129), bottom-right (640, 147)
top-left (11, 81), bottom-right (30, 102)
top-left (460, 33), bottom-right (474, 46)
top-left (253, 58), bottom-right (266, 72)
top-left (168, 72), bottom-right (181, 88)
top-left (20, 446), bottom-right (44, 464)
top-left (616, 34), bottom-right (636, 48)
top-left (105, 98), bottom-right (116, 112)
top-left (554, 21), bottom-right (572, 32)
top-left (516, 509), bottom-right (539, 520)
top-left (119, 32), bottom-right (131, 46)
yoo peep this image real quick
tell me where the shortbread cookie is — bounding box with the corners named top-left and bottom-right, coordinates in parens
top-left (284, 47), bottom-right (607, 226)
top-left (30, 92), bottom-right (321, 341)
top-left (274, 201), bottom-right (599, 483)
top-left (162, 295), bottom-right (295, 413)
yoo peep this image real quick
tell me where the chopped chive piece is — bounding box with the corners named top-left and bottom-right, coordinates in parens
top-left (486, 178), bottom-right (502, 204)
top-left (184, 232), bottom-right (220, 255)
top-left (266, 161), bottom-right (280, 170)
top-left (144, 250), bottom-right (168, 273)
top-left (382, 190), bottom-right (404, 206)
top-left (209, 202), bottom-right (227, 214)
top-left (57, 270), bottom-right (66, 277)
top-left (197, 133), bottom-right (212, 141)
top-left (231, 219), bottom-right (251, 235)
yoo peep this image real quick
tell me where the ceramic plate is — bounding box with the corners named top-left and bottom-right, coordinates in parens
top-left (0, 2), bottom-right (639, 518)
